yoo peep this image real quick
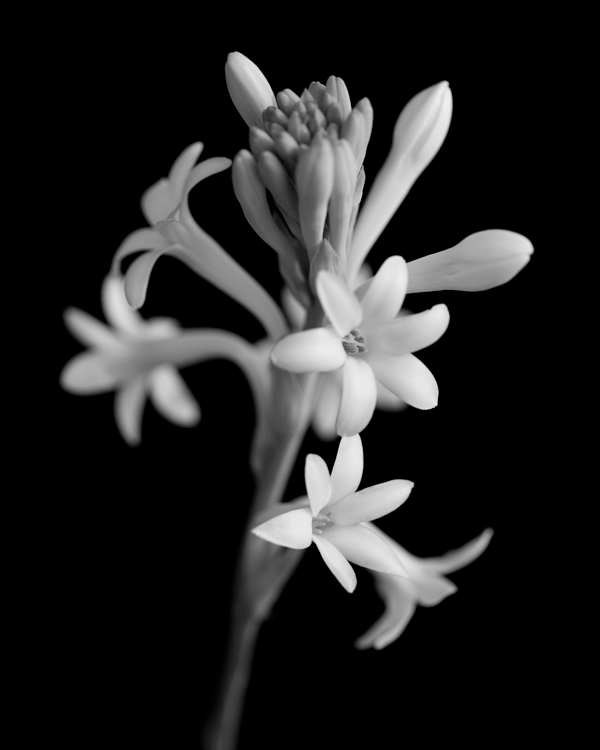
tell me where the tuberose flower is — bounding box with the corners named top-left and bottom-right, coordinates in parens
top-left (271, 257), bottom-right (449, 435)
top-left (251, 435), bottom-right (413, 592)
top-left (355, 525), bottom-right (493, 650)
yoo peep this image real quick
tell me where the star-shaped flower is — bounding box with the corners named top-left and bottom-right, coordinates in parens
top-left (251, 434), bottom-right (413, 592)
top-left (355, 525), bottom-right (493, 649)
top-left (271, 256), bottom-right (449, 435)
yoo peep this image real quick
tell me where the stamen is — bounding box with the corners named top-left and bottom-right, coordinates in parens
top-left (342, 328), bottom-right (367, 355)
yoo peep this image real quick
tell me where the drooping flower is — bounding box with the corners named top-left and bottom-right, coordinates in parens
top-left (271, 257), bottom-right (449, 435)
top-left (355, 525), bottom-right (493, 650)
top-left (112, 142), bottom-right (288, 342)
top-left (251, 434), bottom-right (413, 592)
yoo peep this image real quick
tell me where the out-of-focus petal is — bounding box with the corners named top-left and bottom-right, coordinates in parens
top-left (305, 454), bottom-right (332, 516)
top-left (147, 365), bottom-right (200, 426)
top-left (366, 352), bottom-right (438, 410)
top-left (322, 524), bottom-right (408, 577)
top-left (111, 228), bottom-right (167, 274)
top-left (63, 308), bottom-right (123, 351)
top-left (358, 256), bottom-right (408, 330)
top-left (271, 328), bottom-right (346, 373)
top-left (329, 434), bottom-right (363, 505)
top-left (329, 479), bottom-right (413, 526)
top-left (368, 304), bottom-right (449, 356)
top-left (413, 575), bottom-right (457, 606)
top-left (335, 358), bottom-right (377, 436)
top-left (312, 535), bottom-right (357, 593)
top-left (312, 374), bottom-right (341, 441)
top-left (421, 528), bottom-right (494, 575)
top-left (101, 274), bottom-right (145, 335)
top-left (316, 271), bottom-right (362, 337)
top-left (142, 143), bottom-right (204, 224)
top-left (60, 352), bottom-right (132, 394)
top-left (376, 381), bottom-right (406, 411)
top-left (114, 375), bottom-right (147, 446)
top-left (251, 508), bottom-right (313, 549)
top-left (355, 578), bottom-right (417, 650)
top-left (123, 247), bottom-right (175, 310)
top-left (183, 155), bottom-right (231, 196)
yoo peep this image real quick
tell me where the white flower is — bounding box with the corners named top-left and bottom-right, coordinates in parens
top-left (61, 275), bottom-right (200, 445)
top-left (355, 525), bottom-right (493, 650)
top-left (251, 435), bottom-right (413, 592)
top-left (271, 257), bottom-right (449, 435)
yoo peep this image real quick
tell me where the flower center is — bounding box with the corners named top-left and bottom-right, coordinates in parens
top-left (342, 329), bottom-right (367, 355)
top-left (312, 512), bottom-right (333, 535)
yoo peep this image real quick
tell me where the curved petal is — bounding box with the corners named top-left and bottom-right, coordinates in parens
top-left (355, 578), bottom-right (417, 649)
top-left (421, 528), bottom-right (494, 575)
top-left (101, 274), bottom-right (145, 335)
top-left (114, 375), bottom-right (147, 445)
top-left (376, 381), bottom-right (407, 411)
top-left (184, 156), bottom-right (232, 196)
top-left (123, 247), bottom-right (175, 310)
top-left (368, 304), bottom-right (449, 355)
top-left (112, 228), bottom-right (167, 273)
top-left (63, 308), bottom-right (123, 351)
top-left (271, 328), bottom-right (346, 373)
top-left (366, 352), bottom-right (438, 410)
top-left (251, 507), bottom-right (313, 549)
top-left (60, 352), bottom-right (132, 394)
top-left (305, 454), bottom-right (332, 516)
top-left (413, 575), bottom-right (457, 606)
top-left (328, 479), bottom-right (414, 526)
top-left (316, 271), bottom-right (362, 337)
top-left (141, 143), bottom-right (204, 224)
top-left (311, 372), bottom-right (342, 441)
top-left (169, 142), bottom-right (204, 199)
top-left (336, 357), bottom-right (377, 436)
top-left (329, 434), bottom-right (364, 506)
top-left (312, 535), bottom-right (357, 593)
top-left (322, 524), bottom-right (408, 577)
top-left (359, 256), bottom-right (408, 330)
top-left (147, 365), bottom-right (200, 426)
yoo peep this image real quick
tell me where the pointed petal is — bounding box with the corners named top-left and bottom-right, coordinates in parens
top-left (316, 271), bottom-right (362, 337)
top-left (63, 308), bottom-right (123, 351)
top-left (414, 575), bottom-right (457, 606)
top-left (123, 248), bottom-right (172, 310)
top-left (368, 304), bottom-right (449, 355)
top-left (101, 274), bottom-right (144, 335)
top-left (336, 357), bottom-right (377, 436)
top-left (305, 454), bottom-right (332, 515)
top-left (141, 143), bottom-right (204, 224)
top-left (358, 256), bottom-right (408, 330)
top-left (322, 524), bottom-right (408, 577)
top-left (376, 381), bottom-right (407, 411)
top-left (169, 142), bottom-right (204, 199)
top-left (366, 352), bottom-right (438, 410)
top-left (114, 376), bottom-right (147, 445)
top-left (329, 434), bottom-right (363, 505)
top-left (355, 578), bottom-right (417, 649)
top-left (184, 155), bottom-right (232, 195)
top-left (148, 365), bottom-right (200, 426)
top-left (422, 528), bottom-right (494, 575)
top-left (329, 480), bottom-right (414, 526)
top-left (271, 328), bottom-right (346, 373)
top-left (112, 228), bottom-right (167, 274)
top-left (251, 508), bottom-right (313, 549)
top-left (60, 352), bottom-right (130, 394)
top-left (312, 535), bottom-right (357, 593)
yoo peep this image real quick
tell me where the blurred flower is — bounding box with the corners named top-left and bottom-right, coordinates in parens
top-left (251, 435), bottom-right (413, 592)
top-left (271, 257), bottom-right (449, 435)
top-left (356, 526), bottom-right (493, 650)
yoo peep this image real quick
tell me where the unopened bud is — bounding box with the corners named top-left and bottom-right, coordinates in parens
top-left (407, 230), bottom-right (534, 292)
top-left (225, 52), bottom-right (277, 130)
top-left (295, 134), bottom-right (335, 257)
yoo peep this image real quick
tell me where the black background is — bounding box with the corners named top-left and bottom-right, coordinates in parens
top-left (38, 20), bottom-right (554, 749)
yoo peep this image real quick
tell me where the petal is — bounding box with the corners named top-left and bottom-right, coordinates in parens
top-left (60, 352), bottom-right (132, 394)
top-left (141, 143), bottom-right (204, 224)
top-left (312, 535), bottom-right (357, 593)
top-left (311, 372), bottom-right (342, 441)
top-left (358, 256), bottom-right (408, 330)
top-left (271, 328), bottom-right (346, 373)
top-left (169, 142), bottom-right (204, 199)
top-left (112, 228), bottom-right (168, 275)
top-left (421, 528), bottom-right (494, 575)
top-left (305, 454), bottom-right (332, 515)
top-left (316, 271), bottom-right (362, 337)
top-left (336, 357), bottom-right (377, 436)
top-left (101, 274), bottom-right (145, 335)
top-left (376, 381), bottom-right (407, 411)
top-left (368, 304), bottom-right (449, 355)
top-left (328, 479), bottom-right (414, 526)
top-left (322, 524), bottom-right (408, 577)
top-left (63, 308), bottom-right (122, 351)
top-left (114, 376), bottom-right (147, 446)
top-left (251, 508), bottom-right (313, 549)
top-left (123, 247), bottom-right (174, 310)
top-left (147, 365), bottom-right (200, 426)
top-left (355, 577), bottom-right (417, 649)
top-left (184, 155), bottom-right (232, 196)
top-left (366, 352), bottom-right (438, 410)
top-left (329, 434), bottom-right (363, 505)
top-left (413, 576), bottom-right (457, 606)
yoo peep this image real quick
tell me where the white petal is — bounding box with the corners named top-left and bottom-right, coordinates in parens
top-left (251, 508), bottom-right (313, 549)
top-left (422, 528), bottom-right (494, 575)
top-left (101, 274), bottom-right (145, 335)
top-left (184, 156), bottom-right (232, 196)
top-left (311, 372), bottom-right (342, 441)
top-left (316, 271), bottom-right (362, 337)
top-left (114, 376), bottom-right (147, 445)
top-left (312, 535), bottom-right (357, 593)
top-left (148, 365), bottom-right (200, 426)
top-left (63, 308), bottom-right (123, 351)
top-left (376, 381), bottom-right (407, 411)
top-left (329, 434), bottom-right (363, 505)
top-left (322, 524), bottom-right (408, 577)
top-left (168, 142), bottom-right (204, 203)
top-left (366, 352), bottom-right (438, 410)
top-left (414, 576), bottom-right (457, 606)
top-left (271, 328), bottom-right (346, 373)
top-left (60, 352), bottom-right (132, 394)
top-left (141, 143), bottom-right (203, 224)
top-left (336, 358), bottom-right (378, 436)
top-left (368, 304), bottom-right (449, 355)
top-left (355, 577), bottom-right (417, 649)
top-left (123, 247), bottom-right (173, 310)
top-left (112, 228), bottom-right (167, 274)
top-left (358, 256), bottom-right (408, 330)
top-left (329, 479), bottom-right (413, 526)
top-left (305, 454), bottom-right (332, 516)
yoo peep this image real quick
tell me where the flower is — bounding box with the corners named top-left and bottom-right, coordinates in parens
top-left (251, 434), bottom-right (413, 592)
top-left (271, 256), bottom-right (449, 435)
top-left (61, 275), bottom-right (200, 445)
top-left (355, 526), bottom-right (493, 650)
top-left (112, 142), bottom-right (288, 342)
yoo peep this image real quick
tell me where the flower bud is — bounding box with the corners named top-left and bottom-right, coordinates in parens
top-left (225, 52), bottom-right (277, 130)
top-left (406, 230), bottom-right (534, 292)
top-left (295, 134), bottom-right (335, 257)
